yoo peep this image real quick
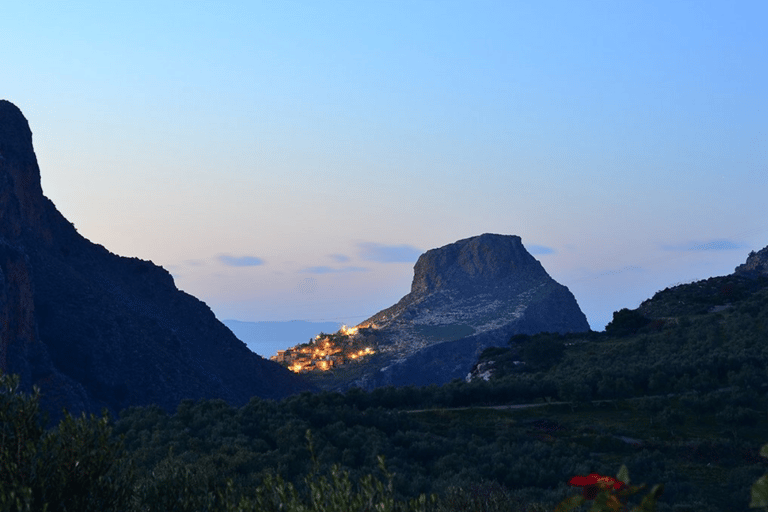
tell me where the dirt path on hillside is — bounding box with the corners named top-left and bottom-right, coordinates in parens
top-left (404, 387), bottom-right (738, 414)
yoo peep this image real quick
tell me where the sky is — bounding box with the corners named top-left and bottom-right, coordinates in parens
top-left (3, 1), bottom-right (766, 331)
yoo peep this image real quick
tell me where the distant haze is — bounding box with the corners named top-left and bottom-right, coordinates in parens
top-left (223, 320), bottom-right (342, 358)
top-left (4, 2), bottom-right (765, 330)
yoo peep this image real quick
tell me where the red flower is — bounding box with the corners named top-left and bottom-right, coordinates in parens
top-left (568, 473), bottom-right (626, 500)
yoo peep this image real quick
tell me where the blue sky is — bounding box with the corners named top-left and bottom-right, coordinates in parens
top-left (3, 1), bottom-right (766, 330)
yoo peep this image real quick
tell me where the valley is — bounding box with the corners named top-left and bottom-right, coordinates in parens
top-left (5, 258), bottom-right (768, 511)
top-left (4, 98), bottom-right (768, 510)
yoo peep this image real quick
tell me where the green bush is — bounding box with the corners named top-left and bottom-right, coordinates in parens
top-left (0, 372), bottom-right (133, 512)
top-left (605, 309), bottom-right (651, 336)
top-left (241, 455), bottom-right (437, 512)
top-left (521, 334), bottom-right (566, 370)
top-left (716, 405), bottom-right (761, 426)
top-left (8, 362), bottom-right (768, 512)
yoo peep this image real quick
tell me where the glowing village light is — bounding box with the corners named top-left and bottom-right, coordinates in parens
top-left (281, 324), bottom-right (375, 373)
top-left (340, 325), bottom-right (359, 336)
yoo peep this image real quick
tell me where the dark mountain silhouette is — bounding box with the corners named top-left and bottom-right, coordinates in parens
top-left (312, 234), bottom-right (590, 389)
top-left (0, 100), bottom-right (313, 419)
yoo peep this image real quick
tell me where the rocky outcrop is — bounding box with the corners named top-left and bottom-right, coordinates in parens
top-left (735, 245), bottom-right (768, 276)
top-left (0, 100), bottom-right (313, 419)
top-left (346, 234), bottom-right (590, 388)
top-left (466, 359), bottom-right (500, 383)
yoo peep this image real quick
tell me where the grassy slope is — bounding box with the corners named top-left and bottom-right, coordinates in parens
top-left (451, 271), bottom-right (768, 510)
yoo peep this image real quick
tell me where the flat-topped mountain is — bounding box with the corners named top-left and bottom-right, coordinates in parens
top-left (0, 100), bottom-right (313, 418)
top-left (360, 233), bottom-right (588, 335)
top-left (303, 234), bottom-right (590, 389)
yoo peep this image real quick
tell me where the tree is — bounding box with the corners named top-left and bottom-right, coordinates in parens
top-left (521, 334), bottom-right (565, 370)
top-left (0, 372), bottom-right (133, 511)
top-left (605, 308), bottom-right (651, 336)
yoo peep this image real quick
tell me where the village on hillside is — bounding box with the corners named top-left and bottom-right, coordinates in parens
top-left (270, 325), bottom-right (378, 373)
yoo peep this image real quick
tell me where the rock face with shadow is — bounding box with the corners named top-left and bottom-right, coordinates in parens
top-left (0, 100), bottom-right (313, 419)
top-left (350, 233), bottom-right (590, 388)
top-left (735, 246), bottom-right (768, 277)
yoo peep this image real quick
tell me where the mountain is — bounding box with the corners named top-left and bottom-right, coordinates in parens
top-left (0, 100), bottom-right (313, 419)
top-left (467, 243), bottom-right (768, 383)
top-left (222, 319), bottom-right (342, 357)
top-left (301, 234), bottom-right (590, 389)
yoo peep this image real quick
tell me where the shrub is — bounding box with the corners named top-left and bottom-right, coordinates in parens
top-left (0, 372), bottom-right (133, 511)
top-left (605, 309), bottom-right (651, 336)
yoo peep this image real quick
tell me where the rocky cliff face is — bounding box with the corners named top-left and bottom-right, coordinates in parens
top-left (347, 234), bottom-right (590, 388)
top-left (0, 100), bottom-right (313, 419)
top-left (735, 245), bottom-right (768, 276)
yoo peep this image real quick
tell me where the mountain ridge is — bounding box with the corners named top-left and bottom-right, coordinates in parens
top-left (0, 100), bottom-right (313, 418)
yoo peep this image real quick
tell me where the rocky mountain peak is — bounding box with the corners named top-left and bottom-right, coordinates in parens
top-left (410, 234), bottom-right (545, 296)
top-left (0, 100), bottom-right (35, 164)
top-left (347, 234), bottom-right (589, 389)
top-left (1, 101), bottom-right (313, 418)
top-left (735, 245), bottom-right (768, 276)
top-left (0, 100), bottom-right (48, 240)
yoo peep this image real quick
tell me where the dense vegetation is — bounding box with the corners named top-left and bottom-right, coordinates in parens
top-left (3, 271), bottom-right (768, 511)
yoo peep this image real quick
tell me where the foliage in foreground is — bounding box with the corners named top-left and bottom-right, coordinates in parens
top-left (0, 373), bottom-right (132, 511)
top-left (0, 372), bottom-right (518, 511)
top-left (9, 368), bottom-right (768, 511)
top-left (0, 371), bottom-right (634, 511)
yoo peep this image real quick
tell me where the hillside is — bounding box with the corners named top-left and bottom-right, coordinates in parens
top-left (468, 252), bottom-right (768, 393)
top-left (0, 100), bottom-right (313, 419)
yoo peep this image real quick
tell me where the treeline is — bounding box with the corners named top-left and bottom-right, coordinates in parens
top-left (3, 272), bottom-right (768, 511)
top-left (475, 273), bottom-right (768, 406)
top-left (0, 370), bottom-right (582, 511)
top-left (4, 368), bottom-right (768, 512)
